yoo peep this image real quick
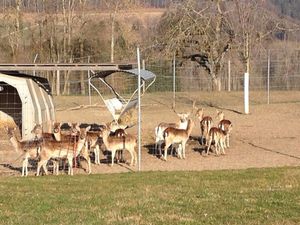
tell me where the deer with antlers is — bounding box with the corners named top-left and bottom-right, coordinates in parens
top-left (36, 124), bottom-right (91, 176)
top-left (216, 110), bottom-right (233, 148)
top-left (162, 118), bottom-right (194, 161)
top-left (154, 102), bottom-right (195, 157)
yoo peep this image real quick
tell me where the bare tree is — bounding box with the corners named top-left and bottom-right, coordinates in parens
top-left (157, 0), bottom-right (234, 91)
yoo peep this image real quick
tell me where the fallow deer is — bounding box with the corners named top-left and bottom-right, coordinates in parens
top-left (100, 126), bottom-right (137, 167)
top-left (162, 118), bottom-right (194, 161)
top-left (36, 125), bottom-right (91, 176)
top-left (6, 126), bottom-right (41, 177)
top-left (154, 103), bottom-right (195, 157)
top-left (31, 123), bottom-right (80, 174)
top-left (216, 110), bottom-right (233, 148)
top-left (206, 127), bottom-right (226, 156)
top-left (196, 108), bottom-right (213, 146)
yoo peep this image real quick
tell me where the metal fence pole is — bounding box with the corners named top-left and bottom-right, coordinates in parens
top-left (173, 54), bottom-right (176, 108)
top-left (267, 50), bottom-right (270, 104)
top-left (137, 47), bottom-right (141, 172)
top-left (56, 70), bottom-right (60, 96)
top-left (88, 56), bottom-right (91, 105)
top-left (228, 60), bottom-right (231, 92)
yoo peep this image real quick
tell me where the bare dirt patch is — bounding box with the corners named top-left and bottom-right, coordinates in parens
top-left (1, 91), bottom-right (300, 176)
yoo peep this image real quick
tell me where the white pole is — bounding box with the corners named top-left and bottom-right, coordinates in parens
top-left (88, 56), bottom-right (91, 105)
top-left (267, 50), bottom-right (270, 104)
top-left (33, 54), bottom-right (38, 76)
top-left (228, 60), bottom-right (231, 92)
top-left (137, 47), bottom-right (141, 172)
top-left (244, 72), bottom-right (249, 114)
top-left (56, 70), bottom-right (60, 96)
top-left (173, 54), bottom-right (176, 108)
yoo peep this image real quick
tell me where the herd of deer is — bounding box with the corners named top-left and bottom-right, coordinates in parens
top-left (4, 104), bottom-right (232, 177)
top-left (154, 105), bottom-right (233, 161)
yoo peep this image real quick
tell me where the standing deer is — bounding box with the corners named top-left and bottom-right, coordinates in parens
top-left (216, 110), bottom-right (233, 148)
top-left (206, 127), bottom-right (227, 156)
top-left (36, 125), bottom-right (91, 176)
top-left (100, 126), bottom-right (137, 167)
top-left (154, 102), bottom-right (195, 157)
top-left (6, 126), bottom-right (41, 177)
top-left (196, 108), bottom-right (213, 146)
top-left (162, 118), bottom-right (194, 161)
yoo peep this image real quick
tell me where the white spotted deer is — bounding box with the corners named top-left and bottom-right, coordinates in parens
top-left (196, 108), bottom-right (213, 146)
top-left (6, 126), bottom-right (41, 177)
top-left (162, 118), bottom-right (194, 161)
top-left (31, 122), bottom-right (80, 174)
top-left (36, 125), bottom-right (91, 176)
top-left (100, 126), bottom-right (137, 167)
top-left (216, 110), bottom-right (233, 148)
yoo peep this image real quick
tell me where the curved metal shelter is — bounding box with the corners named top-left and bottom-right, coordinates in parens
top-left (89, 69), bottom-right (156, 122)
top-left (0, 71), bottom-right (55, 140)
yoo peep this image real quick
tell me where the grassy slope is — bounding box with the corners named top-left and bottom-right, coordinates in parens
top-left (0, 167), bottom-right (299, 225)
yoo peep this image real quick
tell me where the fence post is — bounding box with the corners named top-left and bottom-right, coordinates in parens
top-left (88, 56), bottom-right (91, 105)
top-left (244, 72), bottom-right (249, 114)
top-left (172, 54), bottom-right (176, 108)
top-left (228, 60), bottom-right (231, 92)
top-left (137, 47), bottom-right (141, 172)
top-left (56, 70), bottom-right (60, 96)
top-left (267, 50), bottom-right (270, 104)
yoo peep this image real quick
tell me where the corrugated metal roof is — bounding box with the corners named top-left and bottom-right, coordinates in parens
top-left (90, 69), bottom-right (156, 81)
top-left (0, 71), bottom-right (52, 95)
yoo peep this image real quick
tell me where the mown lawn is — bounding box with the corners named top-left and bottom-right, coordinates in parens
top-left (0, 167), bottom-right (299, 225)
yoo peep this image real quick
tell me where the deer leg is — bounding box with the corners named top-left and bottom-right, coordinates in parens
top-left (110, 150), bottom-right (116, 166)
top-left (182, 143), bottom-right (186, 159)
top-left (220, 139), bottom-right (226, 155)
top-left (206, 138), bottom-right (212, 156)
top-left (163, 143), bottom-right (171, 161)
top-left (94, 145), bottom-right (100, 164)
top-left (68, 156), bottom-right (73, 176)
top-left (22, 158), bottom-right (26, 177)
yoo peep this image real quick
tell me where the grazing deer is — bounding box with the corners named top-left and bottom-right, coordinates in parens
top-left (196, 108), bottom-right (213, 146)
top-left (6, 126), bottom-right (41, 177)
top-left (101, 126), bottom-right (137, 167)
top-left (206, 127), bottom-right (226, 156)
top-left (162, 118), bottom-right (194, 161)
top-left (216, 110), bottom-right (233, 148)
top-left (154, 104), bottom-right (195, 157)
top-left (36, 125), bottom-right (91, 176)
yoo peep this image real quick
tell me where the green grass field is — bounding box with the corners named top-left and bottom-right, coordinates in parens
top-left (0, 167), bottom-right (299, 225)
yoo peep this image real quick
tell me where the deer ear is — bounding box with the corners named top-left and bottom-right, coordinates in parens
top-left (86, 126), bottom-right (91, 132)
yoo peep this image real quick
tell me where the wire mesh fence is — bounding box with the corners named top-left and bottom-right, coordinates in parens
top-left (28, 49), bottom-right (300, 108)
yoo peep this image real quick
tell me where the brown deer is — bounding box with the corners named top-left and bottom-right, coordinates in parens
top-left (206, 127), bottom-right (227, 156)
top-left (162, 118), bottom-right (194, 161)
top-left (36, 125), bottom-right (91, 176)
top-left (6, 126), bottom-right (41, 176)
top-left (196, 108), bottom-right (213, 146)
top-left (100, 126), bottom-right (137, 167)
top-left (154, 103), bottom-right (195, 157)
top-left (216, 110), bottom-right (233, 148)
top-left (31, 123), bottom-right (80, 174)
